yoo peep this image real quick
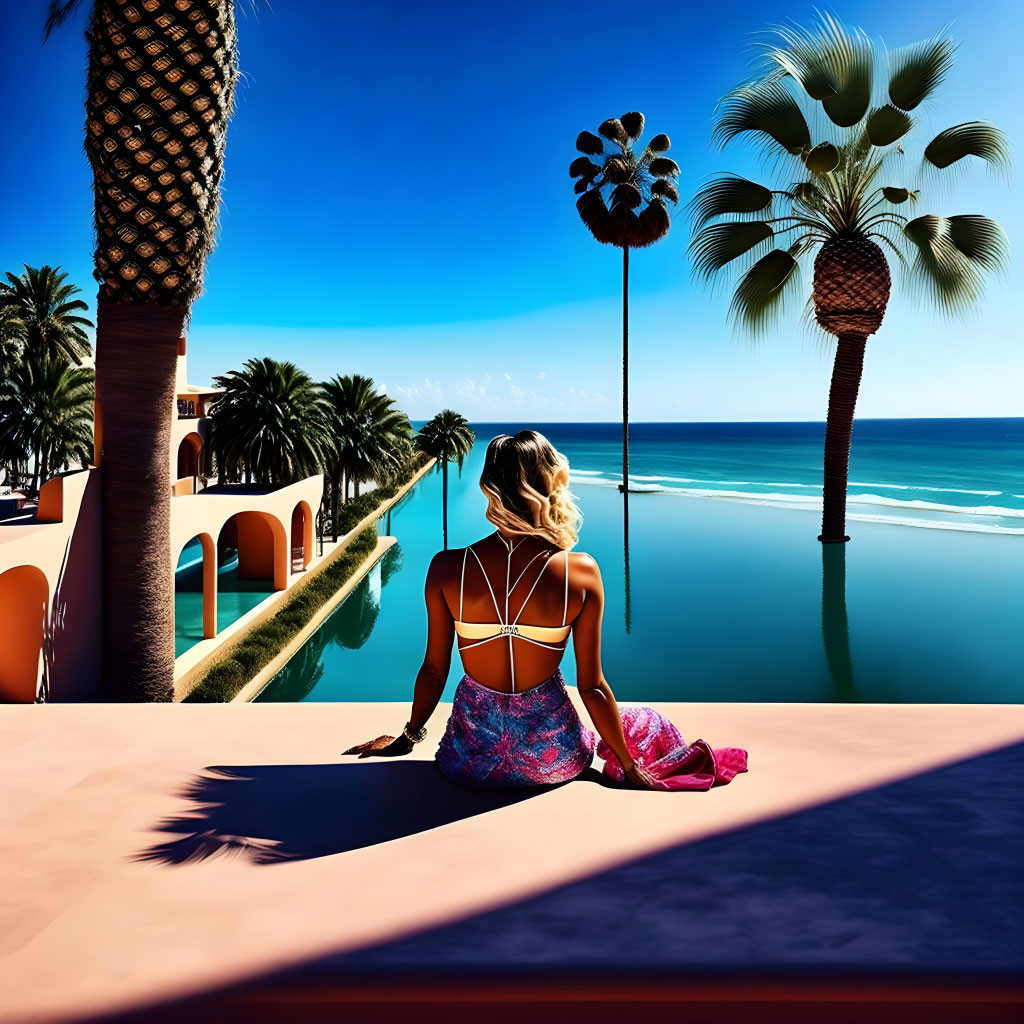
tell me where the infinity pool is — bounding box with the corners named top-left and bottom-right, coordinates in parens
top-left (256, 439), bottom-right (1023, 704)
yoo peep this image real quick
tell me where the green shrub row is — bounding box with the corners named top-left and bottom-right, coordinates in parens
top-left (333, 452), bottom-right (431, 536)
top-left (183, 527), bottom-right (378, 703)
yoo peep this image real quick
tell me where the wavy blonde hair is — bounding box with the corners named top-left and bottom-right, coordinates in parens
top-left (479, 431), bottom-right (582, 550)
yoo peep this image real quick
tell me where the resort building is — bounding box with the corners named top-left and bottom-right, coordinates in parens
top-left (0, 338), bottom-right (323, 703)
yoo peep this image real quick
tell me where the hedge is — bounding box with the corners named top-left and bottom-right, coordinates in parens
top-left (331, 452), bottom-right (431, 536)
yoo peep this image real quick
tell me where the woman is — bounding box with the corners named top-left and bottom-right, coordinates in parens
top-left (344, 431), bottom-right (747, 791)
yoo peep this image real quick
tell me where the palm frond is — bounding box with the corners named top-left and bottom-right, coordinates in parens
top-left (946, 215), bottom-right (1010, 272)
top-left (713, 78), bottom-right (811, 155)
top-left (620, 111), bottom-right (645, 139)
top-left (881, 187), bottom-right (911, 204)
top-left (651, 179), bottom-right (680, 204)
top-left (43, 0), bottom-right (83, 41)
top-left (576, 188), bottom-right (614, 245)
top-left (690, 222), bottom-right (774, 282)
top-left (612, 183), bottom-right (642, 210)
top-left (805, 143), bottom-right (840, 173)
top-left (599, 119), bottom-right (628, 145)
top-left (634, 199), bottom-right (671, 248)
top-left (646, 133), bottom-right (671, 153)
top-left (576, 131), bottom-right (604, 156)
top-left (765, 13), bottom-right (873, 127)
top-left (729, 248), bottom-right (801, 336)
top-left (866, 105), bottom-right (913, 147)
top-left (569, 157), bottom-right (599, 179)
top-left (689, 174), bottom-right (773, 228)
top-left (904, 214), bottom-right (1008, 316)
top-left (923, 121), bottom-right (1010, 171)
top-left (888, 32), bottom-right (955, 111)
top-left (648, 157), bottom-right (680, 179)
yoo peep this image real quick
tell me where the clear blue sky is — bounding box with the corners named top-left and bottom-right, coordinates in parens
top-left (1, 0), bottom-right (1019, 421)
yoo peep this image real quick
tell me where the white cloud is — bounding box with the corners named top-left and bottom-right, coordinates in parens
top-left (537, 371), bottom-right (546, 380)
top-left (456, 376), bottom-right (491, 404)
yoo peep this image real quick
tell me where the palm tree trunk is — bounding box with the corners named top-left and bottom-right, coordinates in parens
top-left (97, 302), bottom-right (185, 700)
top-left (330, 470), bottom-right (340, 542)
top-left (820, 333), bottom-right (867, 543)
top-left (621, 245), bottom-right (629, 495)
top-left (442, 458), bottom-right (449, 550)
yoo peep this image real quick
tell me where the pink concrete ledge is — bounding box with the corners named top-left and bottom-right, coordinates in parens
top-left (1, 700), bottom-right (1022, 1023)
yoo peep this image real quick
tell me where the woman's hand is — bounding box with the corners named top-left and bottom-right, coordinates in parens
top-left (621, 757), bottom-right (660, 789)
top-left (342, 734), bottom-right (415, 758)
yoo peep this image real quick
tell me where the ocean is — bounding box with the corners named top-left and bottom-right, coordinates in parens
top-left (480, 419), bottom-right (1024, 535)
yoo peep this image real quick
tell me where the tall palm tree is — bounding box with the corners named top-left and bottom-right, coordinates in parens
top-left (0, 265), bottom-right (93, 365)
top-left (690, 15), bottom-right (1008, 542)
top-left (321, 374), bottom-right (413, 541)
top-left (415, 410), bottom-right (475, 550)
top-left (571, 112), bottom-right (678, 496)
top-left (0, 359), bottom-right (94, 495)
top-left (45, 0), bottom-right (239, 700)
top-left (208, 358), bottom-right (329, 486)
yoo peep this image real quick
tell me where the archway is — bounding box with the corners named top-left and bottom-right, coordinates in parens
top-left (291, 501), bottom-right (313, 571)
top-left (0, 565), bottom-right (48, 702)
top-left (176, 432), bottom-right (203, 481)
top-left (174, 534), bottom-right (217, 657)
top-left (219, 511), bottom-right (288, 591)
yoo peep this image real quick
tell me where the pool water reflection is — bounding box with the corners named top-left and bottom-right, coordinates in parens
top-left (257, 445), bottom-right (1023, 704)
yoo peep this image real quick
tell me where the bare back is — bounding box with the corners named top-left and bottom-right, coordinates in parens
top-left (428, 532), bottom-right (594, 693)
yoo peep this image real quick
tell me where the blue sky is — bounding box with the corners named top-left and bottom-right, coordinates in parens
top-left (1, 0), bottom-right (1019, 421)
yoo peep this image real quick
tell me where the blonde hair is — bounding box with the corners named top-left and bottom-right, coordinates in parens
top-left (479, 431), bottom-right (582, 550)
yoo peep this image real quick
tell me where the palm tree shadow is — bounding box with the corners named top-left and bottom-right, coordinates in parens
top-left (135, 761), bottom-right (604, 866)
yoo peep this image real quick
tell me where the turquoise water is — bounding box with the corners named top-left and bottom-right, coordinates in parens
top-left (257, 419), bottom-right (1023, 704)
top-left (175, 541), bottom-right (273, 657)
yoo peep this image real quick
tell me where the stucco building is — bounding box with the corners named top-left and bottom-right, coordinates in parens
top-left (0, 338), bottom-right (323, 702)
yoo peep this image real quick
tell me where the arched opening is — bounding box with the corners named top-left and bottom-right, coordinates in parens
top-left (174, 534), bottom-right (217, 657)
top-left (176, 432), bottom-right (203, 481)
top-left (0, 565), bottom-right (48, 702)
top-left (213, 511), bottom-right (288, 637)
top-left (291, 500), bottom-right (313, 571)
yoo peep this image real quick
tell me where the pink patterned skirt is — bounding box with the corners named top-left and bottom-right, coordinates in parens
top-left (435, 670), bottom-right (748, 791)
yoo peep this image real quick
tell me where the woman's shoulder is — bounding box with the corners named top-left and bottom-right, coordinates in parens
top-left (426, 539), bottom-right (488, 581)
top-left (566, 548), bottom-right (601, 578)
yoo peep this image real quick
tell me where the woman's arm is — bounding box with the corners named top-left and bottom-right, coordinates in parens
top-left (343, 551), bottom-right (454, 758)
top-left (572, 556), bottom-right (659, 788)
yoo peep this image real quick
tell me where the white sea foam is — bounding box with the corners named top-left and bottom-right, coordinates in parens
top-left (850, 481), bottom-right (1003, 496)
top-left (568, 470), bottom-right (1024, 533)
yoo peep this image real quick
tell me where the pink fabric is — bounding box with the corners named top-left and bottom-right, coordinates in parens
top-left (598, 705), bottom-right (749, 791)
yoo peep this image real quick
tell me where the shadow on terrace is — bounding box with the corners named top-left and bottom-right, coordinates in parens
top-left (114, 740), bottom-right (1024, 1022)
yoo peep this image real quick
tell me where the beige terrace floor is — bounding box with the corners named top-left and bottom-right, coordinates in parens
top-left (2, 700), bottom-right (1023, 1023)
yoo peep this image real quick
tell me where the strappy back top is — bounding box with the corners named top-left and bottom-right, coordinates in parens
top-left (454, 537), bottom-right (571, 693)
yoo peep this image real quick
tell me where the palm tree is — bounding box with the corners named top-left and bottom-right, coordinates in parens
top-left (0, 359), bottom-right (94, 495)
top-left (415, 411), bottom-right (475, 550)
top-left (321, 375), bottom-right (413, 539)
top-left (571, 112), bottom-right (678, 496)
top-left (45, 1), bottom-right (239, 701)
top-left (690, 15), bottom-right (1008, 542)
top-left (0, 265), bottom-right (92, 365)
top-left (208, 358), bottom-right (329, 487)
